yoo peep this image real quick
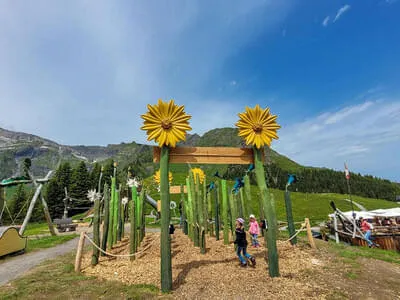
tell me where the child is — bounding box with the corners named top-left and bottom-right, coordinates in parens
top-left (249, 214), bottom-right (260, 247)
top-left (234, 218), bottom-right (256, 267)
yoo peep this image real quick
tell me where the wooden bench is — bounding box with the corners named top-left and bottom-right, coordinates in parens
top-left (54, 218), bottom-right (78, 232)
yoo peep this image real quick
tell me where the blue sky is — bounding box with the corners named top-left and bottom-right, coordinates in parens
top-left (0, 0), bottom-right (399, 181)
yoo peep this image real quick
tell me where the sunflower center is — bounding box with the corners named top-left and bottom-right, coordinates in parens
top-left (252, 123), bottom-right (263, 133)
top-left (161, 119), bottom-right (172, 129)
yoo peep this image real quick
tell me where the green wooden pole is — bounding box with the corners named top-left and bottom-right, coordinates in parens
top-left (117, 188), bottom-right (122, 242)
top-left (139, 189), bottom-right (145, 242)
top-left (254, 147), bottom-right (279, 277)
top-left (214, 184), bottom-right (220, 241)
top-left (160, 146), bottom-right (172, 292)
top-left (229, 192), bottom-right (238, 239)
top-left (239, 188), bottom-right (247, 219)
top-left (129, 187), bottom-right (136, 261)
top-left (221, 180), bottom-right (229, 245)
top-left (108, 177), bottom-right (116, 248)
top-left (186, 177), bottom-right (193, 240)
top-left (196, 174), bottom-right (206, 254)
top-left (202, 177), bottom-right (208, 235)
top-left (91, 195), bottom-right (101, 265)
top-left (180, 185), bottom-right (188, 235)
top-left (284, 190), bottom-right (297, 245)
top-left (112, 186), bottom-right (119, 244)
top-left (101, 183), bottom-right (110, 255)
top-left (189, 172), bottom-right (199, 247)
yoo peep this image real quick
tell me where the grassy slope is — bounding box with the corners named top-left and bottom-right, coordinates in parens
top-left (26, 235), bottom-right (77, 253)
top-left (146, 175), bottom-right (398, 226)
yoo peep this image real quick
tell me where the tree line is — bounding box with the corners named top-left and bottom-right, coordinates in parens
top-left (223, 162), bottom-right (400, 202)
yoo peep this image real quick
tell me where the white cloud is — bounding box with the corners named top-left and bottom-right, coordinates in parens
top-left (230, 80), bottom-right (237, 86)
top-left (322, 16), bottom-right (330, 27)
top-left (333, 4), bottom-right (351, 23)
top-left (274, 99), bottom-right (400, 181)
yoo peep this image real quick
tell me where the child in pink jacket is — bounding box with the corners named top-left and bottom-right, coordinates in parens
top-left (249, 214), bottom-right (260, 247)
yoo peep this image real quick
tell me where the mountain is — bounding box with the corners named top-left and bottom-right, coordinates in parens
top-left (0, 127), bottom-right (298, 180)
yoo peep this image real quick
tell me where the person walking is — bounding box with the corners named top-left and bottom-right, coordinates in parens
top-left (234, 218), bottom-right (256, 267)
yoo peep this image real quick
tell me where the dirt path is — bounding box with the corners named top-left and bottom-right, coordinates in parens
top-left (0, 226), bottom-right (161, 287)
top-left (0, 236), bottom-right (80, 286)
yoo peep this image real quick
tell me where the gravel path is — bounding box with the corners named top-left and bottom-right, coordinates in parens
top-left (0, 236), bottom-right (81, 286)
top-left (0, 227), bottom-right (160, 286)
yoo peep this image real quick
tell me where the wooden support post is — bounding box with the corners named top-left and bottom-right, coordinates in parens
top-left (203, 177), bottom-right (208, 235)
top-left (160, 146), bottom-right (172, 292)
top-left (305, 218), bottom-right (316, 249)
top-left (284, 190), bottom-right (297, 245)
top-left (75, 231), bottom-right (86, 273)
top-left (221, 180), bottom-right (229, 245)
top-left (91, 195), bottom-right (101, 266)
top-left (254, 147), bottom-right (279, 277)
top-left (101, 183), bottom-right (110, 255)
top-left (333, 215), bottom-right (339, 244)
top-left (19, 171), bottom-right (53, 235)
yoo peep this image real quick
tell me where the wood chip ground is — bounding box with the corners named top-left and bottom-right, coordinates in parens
top-left (82, 230), bottom-right (330, 299)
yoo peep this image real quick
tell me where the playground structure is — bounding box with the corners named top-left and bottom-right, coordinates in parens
top-left (73, 99), bottom-right (316, 293)
top-left (0, 171), bottom-right (56, 257)
top-left (0, 226), bottom-right (27, 256)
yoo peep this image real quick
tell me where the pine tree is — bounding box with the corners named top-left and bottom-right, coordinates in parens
top-left (70, 161), bottom-right (91, 209)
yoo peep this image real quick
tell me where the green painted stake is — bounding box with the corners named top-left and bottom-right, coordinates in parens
top-left (189, 172), bottom-right (199, 247)
top-left (112, 186), bottom-right (119, 245)
top-left (108, 177), bottom-right (116, 248)
top-left (196, 174), bottom-right (206, 254)
top-left (91, 194), bottom-right (101, 265)
top-left (202, 177), bottom-right (208, 235)
top-left (285, 190), bottom-right (297, 245)
top-left (214, 184), bottom-right (220, 241)
top-left (101, 183), bottom-right (110, 255)
top-left (129, 187), bottom-right (136, 261)
top-left (139, 189), bottom-right (145, 242)
top-left (116, 188), bottom-right (122, 242)
top-left (254, 147), bottom-right (279, 277)
top-left (160, 146), bottom-right (172, 292)
top-left (186, 177), bottom-right (193, 240)
top-left (221, 180), bottom-right (229, 245)
top-left (239, 188), bottom-right (247, 219)
top-left (229, 192), bottom-right (238, 239)
top-left (181, 185), bottom-right (188, 235)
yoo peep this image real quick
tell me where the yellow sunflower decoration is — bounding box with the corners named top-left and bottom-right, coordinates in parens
top-left (141, 99), bottom-right (192, 148)
top-left (154, 170), bottom-right (173, 185)
top-left (191, 168), bottom-right (205, 184)
top-left (235, 105), bottom-right (280, 149)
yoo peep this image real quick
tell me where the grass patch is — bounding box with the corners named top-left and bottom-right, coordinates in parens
top-left (26, 235), bottom-right (77, 253)
top-left (345, 271), bottom-right (359, 279)
top-left (24, 223), bottom-right (50, 236)
top-left (0, 253), bottom-right (163, 300)
top-left (328, 241), bottom-right (400, 265)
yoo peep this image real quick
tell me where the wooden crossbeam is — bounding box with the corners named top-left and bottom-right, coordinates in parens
top-left (170, 185), bottom-right (187, 194)
top-left (153, 146), bottom-right (263, 164)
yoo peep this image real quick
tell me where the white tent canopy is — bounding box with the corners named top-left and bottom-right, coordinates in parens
top-left (329, 208), bottom-right (400, 219)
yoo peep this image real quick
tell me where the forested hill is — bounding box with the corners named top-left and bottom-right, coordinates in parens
top-left (0, 127), bottom-right (399, 203)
